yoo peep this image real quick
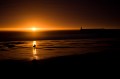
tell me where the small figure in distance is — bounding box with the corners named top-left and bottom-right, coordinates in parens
top-left (33, 44), bottom-right (36, 48)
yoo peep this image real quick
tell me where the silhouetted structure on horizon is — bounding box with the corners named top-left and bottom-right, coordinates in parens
top-left (81, 27), bottom-right (82, 30)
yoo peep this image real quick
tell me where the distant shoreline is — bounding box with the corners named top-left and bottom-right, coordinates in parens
top-left (0, 29), bottom-right (120, 41)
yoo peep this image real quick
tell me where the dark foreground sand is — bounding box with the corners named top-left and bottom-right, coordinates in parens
top-left (0, 49), bottom-right (119, 70)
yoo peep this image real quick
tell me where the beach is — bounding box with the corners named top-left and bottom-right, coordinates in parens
top-left (0, 30), bottom-right (120, 69)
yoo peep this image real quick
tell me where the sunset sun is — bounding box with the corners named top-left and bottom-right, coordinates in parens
top-left (32, 27), bottom-right (37, 31)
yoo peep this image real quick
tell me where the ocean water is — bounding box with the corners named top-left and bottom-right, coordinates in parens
top-left (0, 30), bottom-right (119, 61)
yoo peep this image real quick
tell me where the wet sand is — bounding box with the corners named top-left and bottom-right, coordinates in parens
top-left (0, 49), bottom-right (119, 69)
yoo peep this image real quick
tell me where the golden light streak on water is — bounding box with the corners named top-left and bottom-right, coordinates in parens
top-left (32, 41), bottom-right (38, 60)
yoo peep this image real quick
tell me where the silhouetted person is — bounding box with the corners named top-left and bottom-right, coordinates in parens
top-left (33, 44), bottom-right (36, 48)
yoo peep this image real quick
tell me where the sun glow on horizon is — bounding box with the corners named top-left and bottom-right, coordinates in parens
top-left (0, 27), bottom-right (80, 31)
top-left (32, 27), bottom-right (37, 31)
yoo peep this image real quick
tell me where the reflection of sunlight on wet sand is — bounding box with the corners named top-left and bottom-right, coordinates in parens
top-left (33, 41), bottom-right (36, 46)
top-left (32, 41), bottom-right (38, 60)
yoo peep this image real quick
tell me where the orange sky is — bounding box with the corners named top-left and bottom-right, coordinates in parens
top-left (0, 0), bottom-right (120, 31)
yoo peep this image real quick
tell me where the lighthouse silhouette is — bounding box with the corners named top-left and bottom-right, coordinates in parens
top-left (81, 27), bottom-right (82, 30)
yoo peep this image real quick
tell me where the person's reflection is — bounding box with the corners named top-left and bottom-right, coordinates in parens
top-left (32, 41), bottom-right (38, 60)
